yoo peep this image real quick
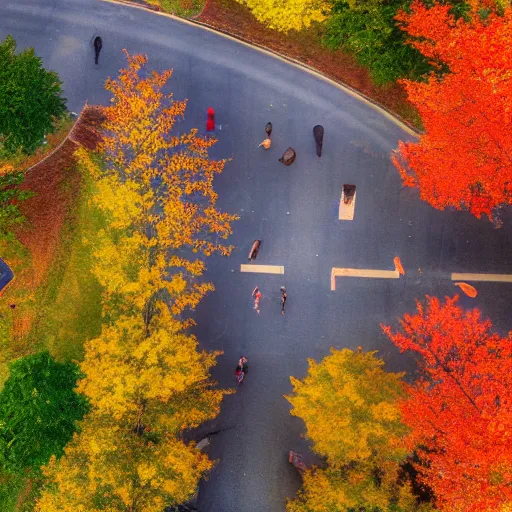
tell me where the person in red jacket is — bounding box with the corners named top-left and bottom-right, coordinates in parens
top-left (206, 107), bottom-right (215, 132)
top-left (252, 286), bottom-right (262, 314)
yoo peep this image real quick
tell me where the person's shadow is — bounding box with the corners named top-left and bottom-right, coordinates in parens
top-left (93, 36), bottom-right (102, 65)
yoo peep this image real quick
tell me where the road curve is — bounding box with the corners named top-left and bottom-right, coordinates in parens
top-left (2, 1), bottom-right (512, 511)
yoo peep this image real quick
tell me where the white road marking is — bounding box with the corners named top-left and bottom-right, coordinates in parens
top-left (241, 264), bottom-right (284, 275)
top-left (451, 273), bottom-right (512, 283)
top-left (331, 266), bottom-right (399, 291)
top-left (339, 189), bottom-right (356, 220)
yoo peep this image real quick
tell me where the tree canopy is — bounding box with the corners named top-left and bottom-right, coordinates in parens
top-left (392, 3), bottom-right (512, 223)
top-left (324, 0), bottom-right (432, 84)
top-left (235, 0), bottom-right (330, 32)
top-left (0, 351), bottom-right (89, 474)
top-left (35, 53), bottom-right (235, 511)
top-left (286, 348), bottom-right (425, 511)
top-left (383, 295), bottom-right (512, 511)
top-left (35, 311), bottom-right (226, 512)
top-left (0, 35), bottom-right (66, 155)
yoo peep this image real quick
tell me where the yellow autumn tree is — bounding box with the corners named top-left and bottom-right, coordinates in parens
top-left (36, 411), bottom-right (212, 512)
top-left (35, 55), bottom-right (236, 511)
top-left (100, 51), bottom-right (237, 259)
top-left (286, 348), bottom-right (428, 511)
top-left (77, 147), bottom-right (213, 319)
top-left (235, 0), bottom-right (330, 33)
top-left (77, 305), bottom-right (226, 428)
top-left (36, 305), bottom-right (230, 512)
top-left (86, 52), bottom-right (237, 316)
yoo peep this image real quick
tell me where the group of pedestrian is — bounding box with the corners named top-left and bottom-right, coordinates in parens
top-left (258, 121), bottom-right (324, 162)
top-left (258, 122), bottom-right (273, 150)
top-left (252, 285), bottom-right (287, 316)
top-left (235, 356), bottom-right (248, 384)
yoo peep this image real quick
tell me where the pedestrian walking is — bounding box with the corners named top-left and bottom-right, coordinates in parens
top-left (313, 125), bottom-right (324, 157)
top-left (265, 122), bottom-right (272, 138)
top-left (252, 286), bottom-right (262, 314)
top-left (206, 107), bottom-right (215, 132)
top-left (280, 286), bottom-right (287, 316)
top-left (279, 147), bottom-right (296, 166)
top-left (93, 36), bottom-right (102, 65)
top-left (258, 137), bottom-right (271, 149)
top-left (248, 239), bottom-right (261, 261)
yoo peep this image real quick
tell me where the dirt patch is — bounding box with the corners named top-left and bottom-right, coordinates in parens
top-left (15, 476), bottom-right (32, 511)
top-left (17, 107), bottom-right (104, 289)
top-left (197, 0), bottom-right (420, 129)
top-left (6, 107), bottom-right (105, 342)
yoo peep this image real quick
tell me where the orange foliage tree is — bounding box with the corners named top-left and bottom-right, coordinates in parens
top-left (392, 3), bottom-right (512, 223)
top-left (90, 51), bottom-right (237, 316)
top-left (383, 295), bottom-right (512, 511)
top-left (101, 50), bottom-right (236, 257)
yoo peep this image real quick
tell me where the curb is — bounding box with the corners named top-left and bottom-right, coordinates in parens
top-left (25, 103), bottom-right (88, 175)
top-left (100, 0), bottom-right (420, 137)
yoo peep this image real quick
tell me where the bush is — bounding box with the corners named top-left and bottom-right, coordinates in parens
top-left (0, 35), bottom-right (66, 155)
top-left (324, 0), bottom-right (431, 84)
top-left (0, 351), bottom-right (89, 474)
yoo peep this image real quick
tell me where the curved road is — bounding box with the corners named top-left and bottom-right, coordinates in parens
top-left (2, 1), bottom-right (512, 510)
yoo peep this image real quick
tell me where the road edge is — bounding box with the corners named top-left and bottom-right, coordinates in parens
top-left (100, 0), bottom-right (420, 138)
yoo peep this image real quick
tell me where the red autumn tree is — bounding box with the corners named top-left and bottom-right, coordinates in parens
top-left (382, 295), bottom-right (512, 511)
top-left (392, 2), bottom-right (512, 224)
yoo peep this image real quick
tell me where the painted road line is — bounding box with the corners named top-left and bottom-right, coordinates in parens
top-left (339, 187), bottom-right (356, 220)
top-left (451, 273), bottom-right (512, 283)
top-left (241, 264), bottom-right (284, 275)
top-left (331, 267), bottom-right (399, 291)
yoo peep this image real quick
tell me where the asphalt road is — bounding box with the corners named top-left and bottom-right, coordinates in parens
top-left (2, 1), bottom-right (512, 511)
top-left (0, 258), bottom-right (14, 293)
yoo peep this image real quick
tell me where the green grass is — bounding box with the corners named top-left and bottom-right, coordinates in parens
top-left (150, 0), bottom-right (205, 17)
top-left (0, 163), bottom-right (106, 511)
top-left (0, 471), bottom-right (44, 512)
top-left (0, 238), bottom-right (31, 388)
top-left (26, 165), bottom-right (105, 363)
top-left (0, 159), bottom-right (105, 375)
top-left (0, 471), bottom-right (25, 511)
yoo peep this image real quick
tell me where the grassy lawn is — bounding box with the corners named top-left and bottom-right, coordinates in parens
top-left (0, 471), bottom-right (26, 511)
top-left (0, 472), bottom-right (44, 512)
top-left (0, 159), bottom-right (104, 375)
top-left (25, 166), bottom-right (105, 363)
top-left (0, 162), bottom-right (106, 511)
top-left (147, 0), bottom-right (205, 17)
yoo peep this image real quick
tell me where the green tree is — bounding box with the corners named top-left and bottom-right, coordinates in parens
top-left (36, 308), bottom-right (230, 512)
top-left (0, 35), bottom-right (66, 155)
top-left (323, 0), bottom-right (472, 85)
top-left (286, 348), bottom-right (428, 511)
top-left (324, 0), bottom-right (432, 84)
top-left (0, 351), bottom-right (89, 474)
